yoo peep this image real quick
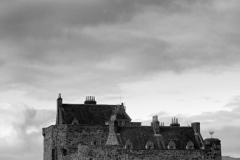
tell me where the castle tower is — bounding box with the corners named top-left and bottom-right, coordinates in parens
top-left (204, 138), bottom-right (222, 160)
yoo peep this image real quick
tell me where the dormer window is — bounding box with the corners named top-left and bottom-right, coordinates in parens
top-left (186, 140), bottom-right (194, 149)
top-left (145, 140), bottom-right (154, 150)
top-left (125, 139), bottom-right (133, 149)
top-left (118, 120), bottom-right (123, 126)
top-left (167, 140), bottom-right (176, 149)
top-left (71, 118), bottom-right (79, 125)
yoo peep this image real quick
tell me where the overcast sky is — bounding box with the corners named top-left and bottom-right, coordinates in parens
top-left (0, 0), bottom-right (240, 159)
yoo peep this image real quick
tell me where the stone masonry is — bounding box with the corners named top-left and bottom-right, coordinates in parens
top-left (42, 94), bottom-right (222, 160)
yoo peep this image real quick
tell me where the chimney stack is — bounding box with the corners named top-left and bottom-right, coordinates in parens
top-left (151, 115), bottom-right (160, 134)
top-left (84, 96), bottom-right (97, 104)
top-left (170, 117), bottom-right (180, 127)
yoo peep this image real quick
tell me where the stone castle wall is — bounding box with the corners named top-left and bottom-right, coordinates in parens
top-left (58, 144), bottom-right (222, 160)
top-left (44, 125), bottom-right (221, 160)
top-left (43, 126), bottom-right (53, 160)
top-left (43, 125), bottom-right (67, 160)
top-left (73, 145), bottom-right (206, 160)
top-left (66, 125), bottom-right (109, 148)
top-left (43, 125), bottom-right (110, 160)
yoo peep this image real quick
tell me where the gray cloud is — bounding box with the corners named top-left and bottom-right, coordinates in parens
top-left (0, 103), bottom-right (55, 160)
top-left (1, 0), bottom-right (240, 99)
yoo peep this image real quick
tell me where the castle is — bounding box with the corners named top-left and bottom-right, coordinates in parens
top-left (42, 94), bottom-right (222, 160)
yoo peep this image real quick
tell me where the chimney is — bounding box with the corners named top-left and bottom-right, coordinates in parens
top-left (84, 96), bottom-right (97, 104)
top-left (191, 122), bottom-right (200, 134)
top-left (170, 117), bottom-right (180, 127)
top-left (56, 93), bottom-right (63, 125)
top-left (151, 115), bottom-right (160, 134)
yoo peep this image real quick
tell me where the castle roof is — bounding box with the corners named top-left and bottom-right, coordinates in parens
top-left (61, 104), bottom-right (124, 125)
top-left (117, 126), bottom-right (200, 150)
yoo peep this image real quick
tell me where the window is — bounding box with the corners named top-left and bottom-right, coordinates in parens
top-left (91, 141), bottom-right (97, 145)
top-left (61, 149), bottom-right (67, 156)
top-left (125, 139), bottom-right (133, 149)
top-left (186, 140), bottom-right (194, 150)
top-left (52, 149), bottom-right (55, 160)
top-left (145, 140), bottom-right (154, 150)
top-left (71, 118), bottom-right (79, 125)
top-left (167, 140), bottom-right (176, 149)
top-left (118, 120), bottom-right (123, 126)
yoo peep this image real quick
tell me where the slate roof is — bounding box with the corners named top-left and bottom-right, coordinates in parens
top-left (117, 126), bottom-right (200, 150)
top-left (61, 104), bottom-right (119, 125)
top-left (160, 126), bottom-right (200, 149)
top-left (117, 126), bottom-right (157, 150)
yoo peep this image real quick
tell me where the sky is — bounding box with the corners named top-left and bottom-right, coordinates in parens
top-left (0, 0), bottom-right (240, 159)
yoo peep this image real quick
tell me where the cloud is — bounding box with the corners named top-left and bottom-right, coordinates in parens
top-left (0, 0), bottom-right (240, 99)
top-left (0, 103), bottom-right (55, 160)
top-left (224, 95), bottom-right (240, 109)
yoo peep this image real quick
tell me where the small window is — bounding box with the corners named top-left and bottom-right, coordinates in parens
top-left (145, 140), bottom-right (154, 150)
top-left (118, 120), bottom-right (123, 126)
top-left (71, 118), bottom-right (79, 125)
top-left (52, 149), bottom-right (55, 160)
top-left (61, 149), bottom-right (67, 156)
top-left (167, 140), bottom-right (176, 149)
top-left (125, 139), bottom-right (133, 149)
top-left (186, 140), bottom-right (194, 150)
top-left (91, 141), bottom-right (97, 145)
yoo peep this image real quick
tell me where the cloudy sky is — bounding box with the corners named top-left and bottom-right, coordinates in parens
top-left (0, 0), bottom-right (240, 159)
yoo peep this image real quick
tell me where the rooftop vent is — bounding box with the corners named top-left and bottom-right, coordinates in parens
top-left (84, 96), bottom-right (97, 105)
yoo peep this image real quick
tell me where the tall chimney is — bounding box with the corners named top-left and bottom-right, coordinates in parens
top-left (84, 96), bottom-right (97, 104)
top-left (151, 115), bottom-right (160, 134)
top-left (56, 93), bottom-right (63, 125)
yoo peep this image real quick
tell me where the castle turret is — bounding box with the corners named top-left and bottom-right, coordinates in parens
top-left (56, 93), bottom-right (63, 125)
top-left (204, 138), bottom-right (222, 160)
